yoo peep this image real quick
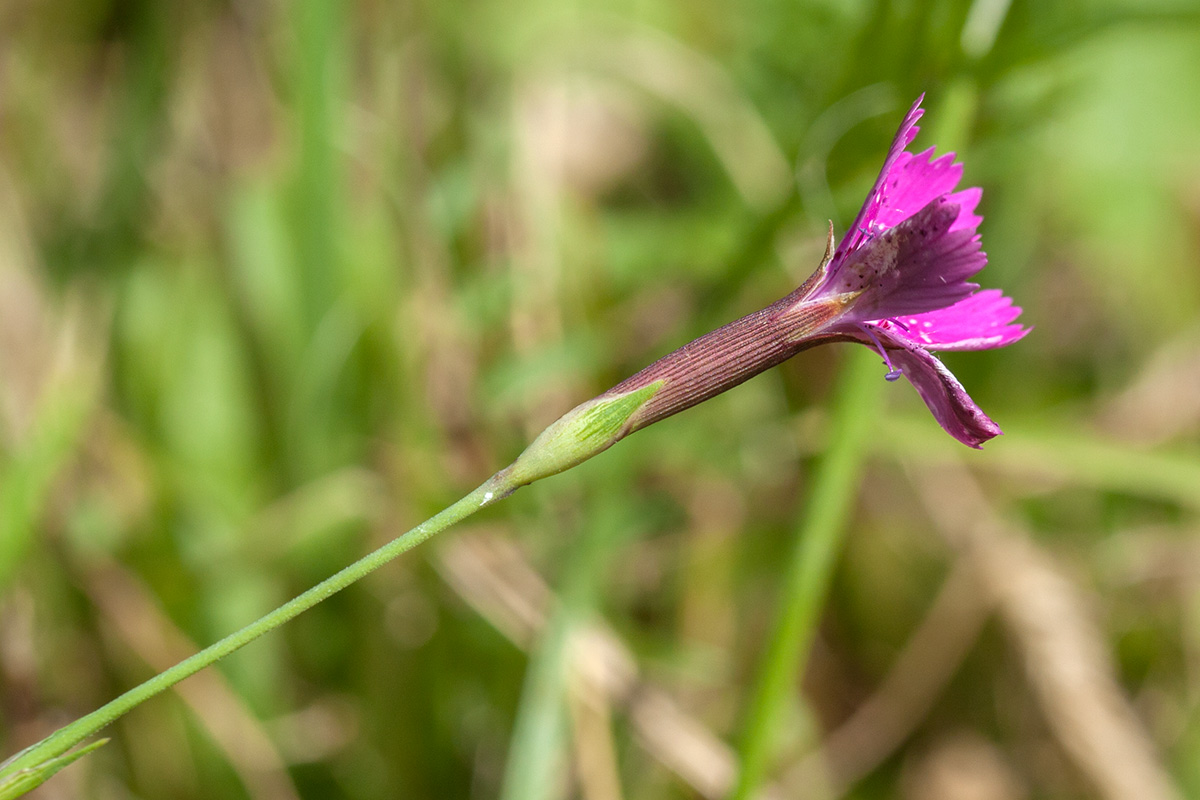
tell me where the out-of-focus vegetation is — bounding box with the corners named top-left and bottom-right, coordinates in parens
top-left (2, 0), bottom-right (1200, 798)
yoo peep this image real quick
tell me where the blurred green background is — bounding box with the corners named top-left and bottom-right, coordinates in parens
top-left (2, 0), bottom-right (1200, 798)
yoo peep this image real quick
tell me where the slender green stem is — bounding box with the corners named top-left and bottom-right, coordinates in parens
top-left (732, 348), bottom-right (884, 799)
top-left (0, 474), bottom-right (511, 784)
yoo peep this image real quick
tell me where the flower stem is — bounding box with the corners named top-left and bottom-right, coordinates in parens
top-left (0, 474), bottom-right (512, 792)
top-left (732, 347), bottom-right (885, 799)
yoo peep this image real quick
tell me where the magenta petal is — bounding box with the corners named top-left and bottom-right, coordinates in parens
top-left (833, 197), bottom-right (986, 322)
top-left (943, 187), bottom-right (982, 233)
top-left (883, 341), bottom-right (1003, 448)
top-left (836, 95), bottom-right (925, 260)
top-left (867, 147), bottom-right (964, 232)
top-left (880, 289), bottom-right (1029, 352)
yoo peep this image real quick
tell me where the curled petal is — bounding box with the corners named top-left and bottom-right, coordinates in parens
top-left (882, 341), bottom-right (1003, 448)
top-left (879, 289), bottom-right (1029, 352)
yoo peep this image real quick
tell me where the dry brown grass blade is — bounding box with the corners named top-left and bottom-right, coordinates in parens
top-left (1098, 328), bottom-right (1200, 445)
top-left (782, 555), bottom-right (993, 797)
top-left (435, 532), bottom-right (786, 800)
top-left (567, 667), bottom-right (626, 800)
top-left (907, 461), bottom-right (1183, 800)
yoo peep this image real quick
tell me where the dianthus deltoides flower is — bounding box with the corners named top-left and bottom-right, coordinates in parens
top-left (503, 95), bottom-right (1027, 488)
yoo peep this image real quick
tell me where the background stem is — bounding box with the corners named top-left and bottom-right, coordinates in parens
top-left (732, 347), bottom-right (885, 799)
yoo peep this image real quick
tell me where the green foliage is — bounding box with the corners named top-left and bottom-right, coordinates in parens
top-left (2, 0), bottom-right (1200, 798)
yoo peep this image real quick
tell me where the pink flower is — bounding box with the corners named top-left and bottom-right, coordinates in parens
top-left (789, 94), bottom-right (1028, 447)
top-left (506, 96), bottom-right (1029, 488)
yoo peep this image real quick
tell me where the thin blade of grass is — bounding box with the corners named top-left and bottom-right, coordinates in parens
top-left (733, 347), bottom-right (884, 799)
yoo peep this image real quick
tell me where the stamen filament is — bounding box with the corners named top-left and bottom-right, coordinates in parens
top-left (858, 324), bottom-right (903, 381)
